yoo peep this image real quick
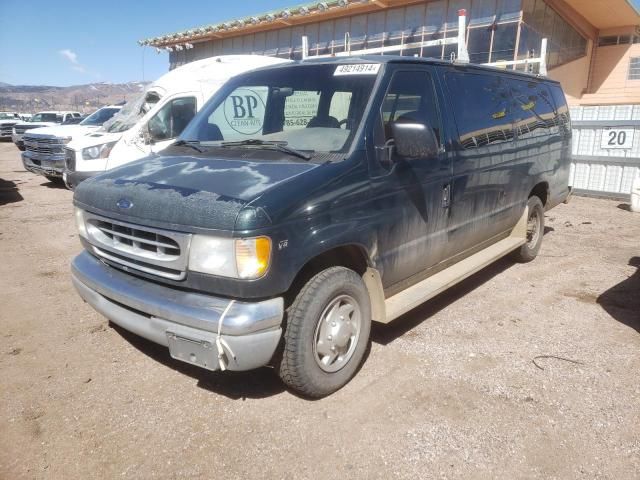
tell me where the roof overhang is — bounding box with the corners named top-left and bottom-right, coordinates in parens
top-left (561, 0), bottom-right (640, 30)
top-left (138, 0), bottom-right (428, 49)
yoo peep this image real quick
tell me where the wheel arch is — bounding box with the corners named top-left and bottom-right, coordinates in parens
top-left (286, 244), bottom-right (386, 322)
top-left (529, 181), bottom-right (549, 207)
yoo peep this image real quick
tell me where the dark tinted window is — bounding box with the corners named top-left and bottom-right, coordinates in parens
top-left (510, 79), bottom-right (558, 139)
top-left (549, 83), bottom-right (571, 133)
top-left (446, 72), bottom-right (515, 149)
top-left (379, 70), bottom-right (442, 147)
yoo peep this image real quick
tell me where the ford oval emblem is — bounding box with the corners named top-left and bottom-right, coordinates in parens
top-left (116, 198), bottom-right (133, 210)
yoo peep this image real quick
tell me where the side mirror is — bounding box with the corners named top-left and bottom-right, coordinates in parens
top-left (391, 122), bottom-right (439, 160)
top-left (141, 124), bottom-right (154, 145)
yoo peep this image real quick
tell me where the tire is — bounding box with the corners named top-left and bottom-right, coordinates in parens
top-left (45, 175), bottom-right (64, 185)
top-left (512, 196), bottom-right (545, 263)
top-left (17, 145), bottom-right (25, 151)
top-left (278, 266), bottom-right (372, 398)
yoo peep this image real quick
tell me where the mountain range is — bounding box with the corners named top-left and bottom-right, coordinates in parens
top-left (0, 81), bottom-right (149, 113)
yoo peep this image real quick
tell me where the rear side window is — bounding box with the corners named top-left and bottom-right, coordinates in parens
top-left (549, 84), bottom-right (571, 133)
top-left (446, 72), bottom-right (515, 149)
top-left (510, 80), bottom-right (558, 139)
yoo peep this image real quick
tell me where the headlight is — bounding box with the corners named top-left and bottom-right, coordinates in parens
top-left (188, 235), bottom-right (271, 280)
top-left (82, 141), bottom-right (116, 160)
top-left (75, 207), bottom-right (88, 239)
top-left (62, 136), bottom-right (72, 145)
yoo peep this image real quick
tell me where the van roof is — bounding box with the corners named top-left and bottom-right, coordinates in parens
top-left (279, 55), bottom-right (560, 84)
top-left (150, 55), bottom-right (290, 95)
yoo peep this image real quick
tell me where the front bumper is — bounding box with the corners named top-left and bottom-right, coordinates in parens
top-left (22, 152), bottom-right (64, 177)
top-left (71, 251), bottom-right (284, 371)
top-left (63, 169), bottom-right (99, 190)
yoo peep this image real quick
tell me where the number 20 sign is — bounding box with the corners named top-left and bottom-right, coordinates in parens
top-left (601, 128), bottom-right (635, 149)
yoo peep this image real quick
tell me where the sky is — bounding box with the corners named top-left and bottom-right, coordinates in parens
top-left (0, 0), bottom-right (294, 87)
top-left (2, 0), bottom-right (640, 87)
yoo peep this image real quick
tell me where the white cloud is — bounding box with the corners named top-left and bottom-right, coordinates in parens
top-left (59, 49), bottom-right (89, 74)
top-left (59, 49), bottom-right (79, 65)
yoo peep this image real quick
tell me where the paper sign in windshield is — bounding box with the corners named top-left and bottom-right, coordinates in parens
top-left (334, 64), bottom-right (381, 76)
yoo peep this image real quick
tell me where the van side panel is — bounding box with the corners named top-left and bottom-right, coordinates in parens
top-left (442, 70), bottom-right (529, 256)
top-left (546, 84), bottom-right (572, 208)
top-left (441, 68), bottom-right (570, 258)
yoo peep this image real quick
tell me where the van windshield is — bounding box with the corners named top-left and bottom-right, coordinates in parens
top-left (180, 63), bottom-right (379, 155)
top-left (80, 107), bottom-right (121, 126)
top-left (102, 90), bottom-right (161, 133)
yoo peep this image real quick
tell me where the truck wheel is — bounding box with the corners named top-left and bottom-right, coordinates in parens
top-left (512, 196), bottom-right (545, 263)
top-left (17, 145), bottom-right (25, 151)
top-left (45, 176), bottom-right (64, 185)
top-left (278, 266), bottom-right (371, 398)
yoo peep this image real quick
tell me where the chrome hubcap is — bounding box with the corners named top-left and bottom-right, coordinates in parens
top-left (527, 209), bottom-right (541, 247)
top-left (313, 294), bottom-right (361, 373)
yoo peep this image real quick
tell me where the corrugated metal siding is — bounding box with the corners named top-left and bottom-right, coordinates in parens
top-left (569, 104), bottom-right (640, 198)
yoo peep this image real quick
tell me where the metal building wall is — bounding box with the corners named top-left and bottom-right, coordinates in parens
top-left (569, 105), bottom-right (640, 198)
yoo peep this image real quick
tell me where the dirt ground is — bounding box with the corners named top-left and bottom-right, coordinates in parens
top-left (0, 141), bottom-right (639, 480)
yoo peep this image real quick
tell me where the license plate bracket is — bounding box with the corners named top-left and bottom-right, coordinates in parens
top-left (166, 327), bottom-right (218, 371)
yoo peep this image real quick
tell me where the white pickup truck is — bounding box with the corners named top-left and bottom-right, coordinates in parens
top-left (21, 106), bottom-right (121, 182)
top-left (11, 111), bottom-right (81, 150)
top-left (0, 112), bottom-right (23, 140)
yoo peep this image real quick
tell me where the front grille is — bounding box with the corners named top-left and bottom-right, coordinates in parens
top-left (94, 220), bottom-right (181, 257)
top-left (0, 123), bottom-right (17, 134)
top-left (24, 135), bottom-right (66, 157)
top-left (64, 148), bottom-right (75, 171)
top-left (84, 212), bottom-right (191, 281)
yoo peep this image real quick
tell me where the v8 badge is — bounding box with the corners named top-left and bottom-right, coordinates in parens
top-left (278, 240), bottom-right (289, 250)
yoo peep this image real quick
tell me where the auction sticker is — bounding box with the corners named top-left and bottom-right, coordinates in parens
top-left (334, 64), bottom-right (381, 76)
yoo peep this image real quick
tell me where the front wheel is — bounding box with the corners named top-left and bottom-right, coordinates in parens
top-left (45, 175), bottom-right (65, 185)
top-left (512, 196), bottom-right (545, 263)
top-left (278, 266), bottom-right (371, 398)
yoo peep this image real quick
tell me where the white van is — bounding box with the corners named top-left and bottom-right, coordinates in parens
top-left (63, 55), bottom-right (289, 189)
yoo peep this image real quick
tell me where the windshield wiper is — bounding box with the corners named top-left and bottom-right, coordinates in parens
top-left (221, 139), bottom-right (311, 161)
top-left (173, 139), bottom-right (204, 153)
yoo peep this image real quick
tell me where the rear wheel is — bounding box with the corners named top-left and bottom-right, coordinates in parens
top-left (512, 196), bottom-right (545, 263)
top-left (278, 266), bottom-right (371, 398)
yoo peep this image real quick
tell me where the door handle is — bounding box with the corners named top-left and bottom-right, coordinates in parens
top-left (442, 183), bottom-right (451, 208)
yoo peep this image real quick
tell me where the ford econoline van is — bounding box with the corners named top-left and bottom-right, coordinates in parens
top-left (71, 57), bottom-right (571, 397)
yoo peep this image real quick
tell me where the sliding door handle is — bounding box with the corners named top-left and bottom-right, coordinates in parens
top-left (442, 183), bottom-right (451, 208)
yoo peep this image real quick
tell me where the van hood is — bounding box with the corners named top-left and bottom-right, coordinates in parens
top-left (66, 130), bottom-right (123, 151)
top-left (24, 124), bottom-right (95, 138)
top-left (73, 154), bottom-right (318, 231)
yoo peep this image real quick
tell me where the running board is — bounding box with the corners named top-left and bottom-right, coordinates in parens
top-left (383, 207), bottom-right (528, 323)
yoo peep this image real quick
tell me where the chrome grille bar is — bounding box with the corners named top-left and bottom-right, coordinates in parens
top-left (83, 212), bottom-right (191, 281)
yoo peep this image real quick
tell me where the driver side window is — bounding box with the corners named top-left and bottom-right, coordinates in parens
top-left (378, 71), bottom-right (441, 145)
top-left (148, 97), bottom-right (197, 142)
